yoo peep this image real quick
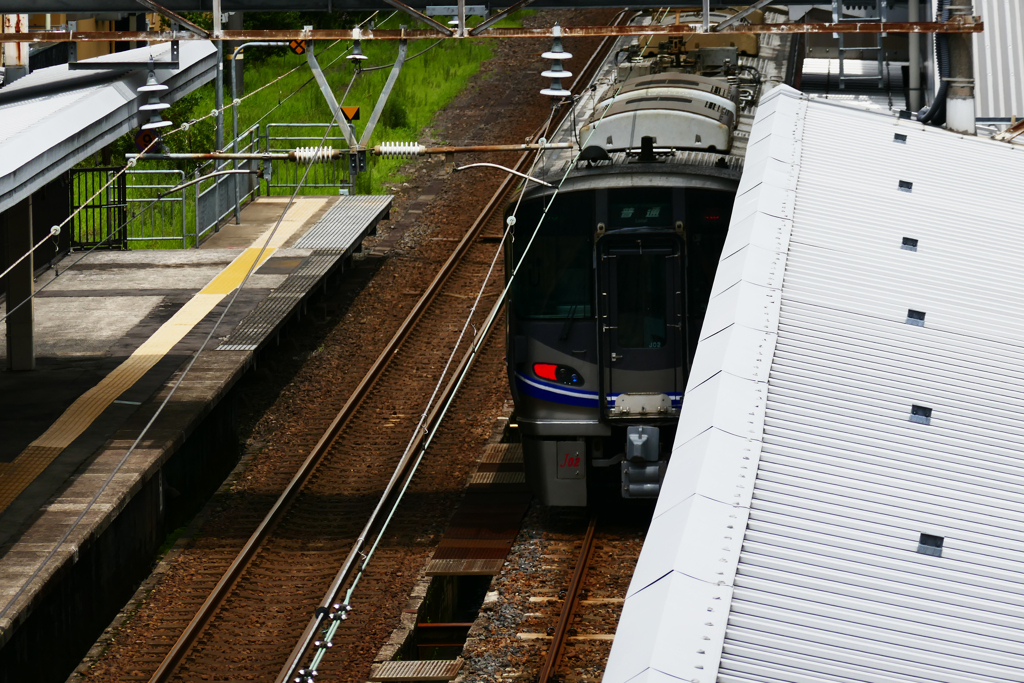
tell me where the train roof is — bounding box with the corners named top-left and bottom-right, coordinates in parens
top-left (604, 85), bottom-right (1024, 683)
top-left (530, 10), bottom-right (793, 185)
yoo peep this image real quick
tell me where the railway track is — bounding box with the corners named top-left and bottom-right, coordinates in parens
top-left (78, 15), bottom-right (630, 683)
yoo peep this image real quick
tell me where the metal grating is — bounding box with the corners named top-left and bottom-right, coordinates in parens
top-left (292, 194), bottom-right (392, 250)
top-left (217, 253), bottom-right (338, 351)
top-left (425, 443), bottom-right (529, 576)
top-left (369, 658), bottom-right (463, 681)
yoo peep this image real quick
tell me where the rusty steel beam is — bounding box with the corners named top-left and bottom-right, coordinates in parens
top-left (1, 19), bottom-right (983, 42)
top-left (135, 0), bottom-right (210, 37)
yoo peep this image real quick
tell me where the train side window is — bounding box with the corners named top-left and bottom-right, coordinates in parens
top-left (511, 193), bottom-right (594, 320)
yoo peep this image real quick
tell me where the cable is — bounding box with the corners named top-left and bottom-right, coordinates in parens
top-left (357, 39), bottom-right (444, 72)
top-left (0, 85), bottom-right (347, 624)
top-left (298, 12), bottom-right (658, 678)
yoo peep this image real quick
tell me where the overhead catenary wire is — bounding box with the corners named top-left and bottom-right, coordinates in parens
top-left (0, 17), bottom-right (401, 327)
top-left (0, 11), bottom-right (392, 290)
top-left (296, 9), bottom-right (652, 679)
top-left (0, 68), bottom-right (358, 625)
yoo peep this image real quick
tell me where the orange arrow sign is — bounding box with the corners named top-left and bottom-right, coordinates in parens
top-left (341, 106), bottom-right (360, 122)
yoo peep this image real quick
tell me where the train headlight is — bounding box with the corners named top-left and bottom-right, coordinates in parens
top-left (533, 363), bottom-right (585, 387)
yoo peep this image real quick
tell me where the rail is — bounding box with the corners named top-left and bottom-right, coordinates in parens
top-left (146, 12), bottom-right (627, 681)
top-left (538, 517), bottom-right (599, 683)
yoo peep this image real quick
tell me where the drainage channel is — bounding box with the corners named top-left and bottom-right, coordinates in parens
top-left (368, 409), bottom-right (527, 682)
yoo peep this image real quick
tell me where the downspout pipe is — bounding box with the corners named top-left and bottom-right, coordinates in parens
top-left (917, 0), bottom-right (949, 126)
top-left (945, 0), bottom-right (976, 134)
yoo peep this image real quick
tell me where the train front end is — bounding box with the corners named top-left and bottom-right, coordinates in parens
top-left (506, 177), bottom-right (736, 505)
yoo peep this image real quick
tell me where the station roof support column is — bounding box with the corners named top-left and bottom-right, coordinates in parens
top-left (3, 196), bottom-right (34, 371)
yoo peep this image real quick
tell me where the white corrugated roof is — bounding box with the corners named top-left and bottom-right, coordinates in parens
top-left (0, 41), bottom-right (215, 212)
top-left (974, 0), bottom-right (1024, 119)
top-left (604, 85), bottom-right (1024, 683)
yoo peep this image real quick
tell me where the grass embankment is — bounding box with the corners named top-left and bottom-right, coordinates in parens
top-left (79, 12), bottom-right (529, 248)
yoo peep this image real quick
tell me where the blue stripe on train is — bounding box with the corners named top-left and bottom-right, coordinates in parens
top-left (515, 374), bottom-right (600, 408)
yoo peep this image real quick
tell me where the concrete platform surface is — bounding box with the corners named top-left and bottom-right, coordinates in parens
top-left (0, 193), bottom-right (391, 679)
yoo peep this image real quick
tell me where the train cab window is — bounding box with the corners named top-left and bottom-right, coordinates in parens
top-left (608, 188), bottom-right (672, 229)
top-left (617, 252), bottom-right (667, 348)
top-left (511, 193), bottom-right (594, 320)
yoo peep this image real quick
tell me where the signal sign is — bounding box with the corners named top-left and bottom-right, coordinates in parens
top-left (135, 128), bottom-right (158, 152)
top-left (289, 39), bottom-right (307, 55)
top-left (341, 106), bottom-right (360, 122)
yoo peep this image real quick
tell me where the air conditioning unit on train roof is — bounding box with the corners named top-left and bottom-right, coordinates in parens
top-left (580, 94), bottom-right (734, 154)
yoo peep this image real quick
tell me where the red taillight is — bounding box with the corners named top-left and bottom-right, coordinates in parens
top-left (533, 363), bottom-right (559, 381)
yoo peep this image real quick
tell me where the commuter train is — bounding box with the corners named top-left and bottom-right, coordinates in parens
top-left (505, 10), bottom-right (798, 505)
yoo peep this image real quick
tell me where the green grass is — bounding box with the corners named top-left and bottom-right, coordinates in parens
top-left (82, 11), bottom-right (531, 248)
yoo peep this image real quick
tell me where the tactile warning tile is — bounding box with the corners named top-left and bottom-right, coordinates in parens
top-left (217, 253), bottom-right (339, 351)
top-left (0, 198), bottom-right (326, 514)
top-left (369, 658), bottom-right (463, 681)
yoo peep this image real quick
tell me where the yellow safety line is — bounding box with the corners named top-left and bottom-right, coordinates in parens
top-left (0, 198), bottom-right (326, 513)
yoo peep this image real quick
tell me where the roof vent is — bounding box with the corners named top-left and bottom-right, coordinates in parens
top-left (894, 133), bottom-right (908, 143)
top-left (917, 533), bottom-right (944, 557)
top-left (906, 309), bottom-right (925, 326)
top-left (898, 180), bottom-right (913, 192)
top-left (910, 405), bottom-right (932, 425)
top-left (901, 237), bottom-right (918, 251)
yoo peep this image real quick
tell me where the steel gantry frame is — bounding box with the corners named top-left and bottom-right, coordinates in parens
top-left (0, 17), bottom-right (985, 44)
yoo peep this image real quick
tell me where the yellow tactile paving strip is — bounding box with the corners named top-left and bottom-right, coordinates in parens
top-left (0, 198), bottom-right (326, 513)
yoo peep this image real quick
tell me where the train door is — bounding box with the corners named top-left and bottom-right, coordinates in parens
top-left (598, 236), bottom-right (684, 417)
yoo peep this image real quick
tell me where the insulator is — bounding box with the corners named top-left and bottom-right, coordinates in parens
top-left (541, 23), bottom-right (573, 98)
top-left (542, 23), bottom-right (572, 61)
top-left (377, 141), bottom-right (425, 158)
top-left (542, 67), bottom-right (573, 80)
top-left (293, 146), bottom-right (335, 163)
top-left (541, 81), bottom-right (571, 98)
top-left (138, 58), bottom-right (171, 133)
top-left (349, 30), bottom-right (368, 61)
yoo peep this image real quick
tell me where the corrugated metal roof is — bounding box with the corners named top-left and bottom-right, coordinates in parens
top-left (604, 86), bottom-right (1024, 683)
top-left (0, 41), bottom-right (215, 212)
top-left (974, 0), bottom-right (1024, 119)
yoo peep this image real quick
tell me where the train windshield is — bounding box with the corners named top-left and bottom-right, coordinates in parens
top-left (617, 252), bottom-right (667, 348)
top-left (511, 193), bottom-right (594, 320)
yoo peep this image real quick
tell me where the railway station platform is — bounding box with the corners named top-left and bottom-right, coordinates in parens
top-left (0, 193), bottom-right (391, 680)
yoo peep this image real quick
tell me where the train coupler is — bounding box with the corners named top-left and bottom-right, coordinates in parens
top-left (621, 425), bottom-right (666, 498)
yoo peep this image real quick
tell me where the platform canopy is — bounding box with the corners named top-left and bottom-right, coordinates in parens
top-left (0, 40), bottom-right (215, 214)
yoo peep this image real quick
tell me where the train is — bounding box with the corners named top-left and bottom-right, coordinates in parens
top-left (504, 9), bottom-right (800, 505)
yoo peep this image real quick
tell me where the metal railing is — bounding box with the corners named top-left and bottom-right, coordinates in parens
top-left (265, 122), bottom-right (351, 195)
top-left (70, 166), bottom-right (128, 250)
top-left (125, 169), bottom-right (187, 247)
top-left (196, 124), bottom-right (263, 240)
top-left (72, 121), bottom-right (352, 250)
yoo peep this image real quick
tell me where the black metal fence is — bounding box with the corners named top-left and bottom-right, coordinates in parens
top-left (69, 166), bottom-right (128, 250)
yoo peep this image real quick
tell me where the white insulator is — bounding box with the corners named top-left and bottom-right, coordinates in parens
top-left (138, 83), bottom-right (169, 93)
top-left (542, 69), bottom-right (573, 79)
top-left (294, 146), bottom-right (335, 163)
top-left (542, 50), bottom-right (573, 60)
top-left (377, 141), bottom-right (425, 158)
top-left (141, 120), bottom-right (173, 130)
top-left (140, 102), bottom-right (171, 112)
top-left (541, 87), bottom-right (571, 97)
